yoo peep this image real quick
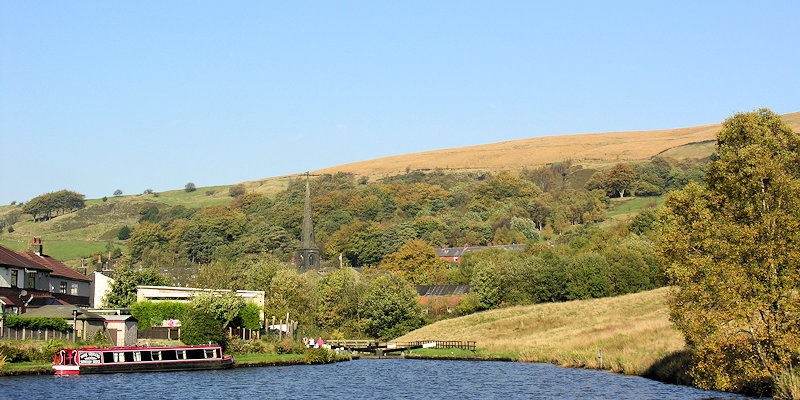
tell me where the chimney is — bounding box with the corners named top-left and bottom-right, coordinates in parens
top-left (32, 237), bottom-right (43, 256)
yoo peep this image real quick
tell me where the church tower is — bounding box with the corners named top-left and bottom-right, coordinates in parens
top-left (296, 175), bottom-right (321, 272)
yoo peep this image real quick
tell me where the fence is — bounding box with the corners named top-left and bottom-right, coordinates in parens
top-left (137, 327), bottom-right (261, 341)
top-left (138, 327), bottom-right (181, 341)
top-left (393, 340), bottom-right (477, 351)
top-left (1, 326), bottom-right (73, 341)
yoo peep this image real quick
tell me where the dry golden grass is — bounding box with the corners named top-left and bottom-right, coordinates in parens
top-left (397, 287), bottom-right (686, 375)
top-left (314, 112), bottom-right (800, 178)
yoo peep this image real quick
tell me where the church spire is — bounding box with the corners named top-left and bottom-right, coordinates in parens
top-left (300, 174), bottom-right (318, 251)
top-left (296, 173), bottom-right (320, 271)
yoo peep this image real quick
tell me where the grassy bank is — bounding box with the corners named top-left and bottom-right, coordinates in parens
top-left (396, 287), bottom-right (689, 383)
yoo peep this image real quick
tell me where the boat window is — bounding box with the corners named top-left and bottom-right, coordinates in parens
top-left (140, 351), bottom-right (152, 362)
top-left (205, 349), bottom-right (216, 359)
top-left (103, 352), bottom-right (114, 363)
top-left (151, 351), bottom-right (162, 361)
top-left (187, 349), bottom-right (204, 359)
top-left (162, 350), bottom-right (177, 361)
top-left (124, 352), bottom-right (134, 362)
top-left (177, 350), bottom-right (187, 360)
top-left (134, 352), bottom-right (142, 362)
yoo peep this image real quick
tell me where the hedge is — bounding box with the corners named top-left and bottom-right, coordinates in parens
top-left (130, 301), bottom-right (189, 329)
top-left (3, 315), bottom-right (72, 332)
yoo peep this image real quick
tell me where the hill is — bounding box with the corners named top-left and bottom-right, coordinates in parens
top-left (397, 287), bottom-right (685, 377)
top-left (2, 111), bottom-right (797, 263)
top-left (314, 111), bottom-right (800, 177)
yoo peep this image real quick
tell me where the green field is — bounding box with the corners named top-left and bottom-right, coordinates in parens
top-left (0, 239), bottom-right (124, 262)
top-left (606, 195), bottom-right (664, 218)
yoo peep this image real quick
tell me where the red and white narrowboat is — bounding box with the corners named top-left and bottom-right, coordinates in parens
top-left (52, 345), bottom-right (233, 375)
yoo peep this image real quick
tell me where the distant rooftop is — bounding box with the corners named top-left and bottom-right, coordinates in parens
top-left (434, 244), bottom-right (525, 258)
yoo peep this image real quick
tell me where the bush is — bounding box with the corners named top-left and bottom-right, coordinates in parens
top-left (4, 315), bottom-right (72, 332)
top-left (185, 182), bottom-right (196, 192)
top-left (229, 184), bottom-right (246, 197)
top-left (304, 348), bottom-right (336, 364)
top-left (227, 338), bottom-right (275, 355)
top-left (774, 369), bottom-right (800, 400)
top-left (130, 301), bottom-right (189, 329)
top-left (181, 308), bottom-right (225, 348)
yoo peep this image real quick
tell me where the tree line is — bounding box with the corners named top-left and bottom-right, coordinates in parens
top-left (21, 190), bottom-right (85, 222)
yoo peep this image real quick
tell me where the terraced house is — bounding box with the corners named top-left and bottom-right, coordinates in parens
top-left (0, 238), bottom-right (91, 315)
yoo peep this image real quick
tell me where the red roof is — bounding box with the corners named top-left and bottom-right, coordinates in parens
top-left (0, 243), bottom-right (91, 282)
top-left (21, 252), bottom-right (92, 282)
top-left (0, 244), bottom-right (50, 272)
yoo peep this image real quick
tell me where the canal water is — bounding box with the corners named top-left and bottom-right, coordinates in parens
top-left (0, 358), bottom-right (759, 399)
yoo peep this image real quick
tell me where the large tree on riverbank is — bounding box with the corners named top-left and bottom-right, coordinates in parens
top-left (659, 109), bottom-right (800, 395)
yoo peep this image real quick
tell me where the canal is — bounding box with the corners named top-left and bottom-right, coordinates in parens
top-left (0, 358), bottom-right (759, 399)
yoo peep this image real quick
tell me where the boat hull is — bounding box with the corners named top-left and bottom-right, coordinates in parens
top-left (54, 357), bottom-right (233, 375)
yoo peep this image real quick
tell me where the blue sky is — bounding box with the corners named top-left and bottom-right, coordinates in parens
top-left (2, 1), bottom-right (798, 205)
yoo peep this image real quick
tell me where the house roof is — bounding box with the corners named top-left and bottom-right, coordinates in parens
top-left (415, 285), bottom-right (470, 297)
top-left (0, 243), bottom-right (91, 282)
top-left (0, 245), bottom-right (50, 271)
top-left (20, 252), bottom-right (92, 282)
top-left (21, 305), bottom-right (105, 320)
top-left (434, 244), bottom-right (526, 258)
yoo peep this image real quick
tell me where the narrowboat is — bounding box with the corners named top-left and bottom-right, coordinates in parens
top-left (52, 345), bottom-right (233, 375)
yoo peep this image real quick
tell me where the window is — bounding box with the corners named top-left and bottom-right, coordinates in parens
top-left (27, 272), bottom-right (35, 289)
top-left (60, 282), bottom-right (67, 294)
top-left (10, 270), bottom-right (18, 288)
top-left (70, 283), bottom-right (78, 295)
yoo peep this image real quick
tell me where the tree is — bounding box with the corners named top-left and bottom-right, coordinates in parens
top-left (379, 239), bottom-right (447, 285)
top-left (113, 189), bottom-right (123, 196)
top-left (606, 163), bottom-right (637, 198)
top-left (316, 268), bottom-right (359, 330)
top-left (659, 109), bottom-right (800, 395)
top-left (117, 225), bottom-right (131, 240)
top-left (470, 261), bottom-right (500, 310)
top-left (359, 274), bottom-right (423, 339)
top-left (103, 265), bottom-right (169, 307)
top-left (127, 222), bottom-right (168, 260)
top-left (229, 184), bottom-right (246, 197)
top-left (185, 182), bottom-right (196, 192)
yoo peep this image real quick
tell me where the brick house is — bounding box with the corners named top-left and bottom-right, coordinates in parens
top-left (0, 238), bottom-right (92, 315)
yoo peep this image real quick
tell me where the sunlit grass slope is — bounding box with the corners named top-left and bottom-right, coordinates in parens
top-left (315, 112), bottom-right (800, 178)
top-left (397, 287), bottom-right (685, 376)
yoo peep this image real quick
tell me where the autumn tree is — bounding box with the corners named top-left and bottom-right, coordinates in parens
top-left (659, 109), bottom-right (800, 395)
top-left (606, 163), bottom-right (637, 198)
top-left (379, 239), bottom-right (447, 285)
top-left (316, 268), bottom-right (359, 330)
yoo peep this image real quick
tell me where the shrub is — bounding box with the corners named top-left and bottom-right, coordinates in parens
top-left (4, 315), bottom-right (72, 332)
top-left (130, 301), bottom-right (189, 329)
top-left (304, 348), bottom-right (335, 364)
top-left (227, 338), bottom-right (275, 355)
top-left (181, 308), bottom-right (225, 348)
top-left (229, 184), bottom-right (246, 197)
top-left (774, 369), bottom-right (800, 400)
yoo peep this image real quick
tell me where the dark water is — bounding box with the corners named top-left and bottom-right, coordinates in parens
top-left (0, 358), bottom-right (760, 399)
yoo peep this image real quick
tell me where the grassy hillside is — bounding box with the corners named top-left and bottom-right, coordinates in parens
top-left (315, 111), bottom-right (800, 178)
top-left (0, 180), bottom-right (290, 262)
top-left (397, 287), bottom-right (685, 377)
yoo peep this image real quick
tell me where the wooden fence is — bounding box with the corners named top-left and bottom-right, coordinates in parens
top-left (138, 327), bottom-right (181, 341)
top-left (1, 326), bottom-right (73, 341)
